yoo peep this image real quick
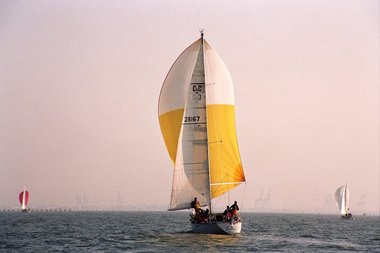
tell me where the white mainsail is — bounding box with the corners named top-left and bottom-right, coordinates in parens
top-left (335, 184), bottom-right (350, 215)
top-left (21, 186), bottom-right (27, 210)
top-left (158, 33), bottom-right (246, 212)
top-left (168, 39), bottom-right (210, 210)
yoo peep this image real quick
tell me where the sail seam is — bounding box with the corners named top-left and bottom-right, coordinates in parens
top-left (188, 106), bottom-right (206, 109)
top-left (183, 122), bottom-right (206, 125)
top-left (210, 181), bottom-right (246, 186)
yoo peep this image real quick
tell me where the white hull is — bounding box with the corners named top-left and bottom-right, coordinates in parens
top-left (192, 221), bottom-right (242, 234)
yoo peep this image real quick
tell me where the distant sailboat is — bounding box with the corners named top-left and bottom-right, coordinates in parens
top-left (19, 186), bottom-right (30, 213)
top-left (158, 31), bottom-right (246, 234)
top-left (335, 183), bottom-right (353, 220)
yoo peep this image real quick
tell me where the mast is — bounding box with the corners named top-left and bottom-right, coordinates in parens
top-left (200, 30), bottom-right (213, 213)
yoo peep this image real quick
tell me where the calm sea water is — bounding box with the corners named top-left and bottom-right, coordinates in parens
top-left (0, 211), bottom-right (379, 252)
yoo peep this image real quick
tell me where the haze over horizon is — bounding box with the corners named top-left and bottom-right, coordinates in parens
top-left (1, 1), bottom-right (379, 215)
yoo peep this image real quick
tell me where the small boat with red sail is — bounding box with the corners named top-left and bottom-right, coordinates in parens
top-left (19, 186), bottom-right (30, 213)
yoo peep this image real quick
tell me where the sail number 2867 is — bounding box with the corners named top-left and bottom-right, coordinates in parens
top-left (184, 116), bottom-right (200, 122)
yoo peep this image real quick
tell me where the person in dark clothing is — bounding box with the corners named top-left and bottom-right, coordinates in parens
top-left (191, 197), bottom-right (198, 208)
top-left (223, 206), bottom-right (231, 221)
top-left (230, 201), bottom-right (239, 215)
top-left (223, 206), bottom-right (230, 216)
top-left (191, 197), bottom-right (201, 214)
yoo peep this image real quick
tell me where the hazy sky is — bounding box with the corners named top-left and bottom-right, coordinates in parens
top-left (0, 0), bottom-right (378, 214)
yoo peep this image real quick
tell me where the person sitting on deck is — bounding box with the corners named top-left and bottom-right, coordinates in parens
top-left (200, 208), bottom-right (210, 222)
top-left (230, 201), bottom-right (239, 215)
top-left (223, 206), bottom-right (229, 215)
top-left (223, 206), bottom-right (231, 221)
top-left (202, 208), bottom-right (209, 216)
top-left (191, 197), bottom-right (202, 214)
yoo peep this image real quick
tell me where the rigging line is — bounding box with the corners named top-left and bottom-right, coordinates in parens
top-left (228, 182), bottom-right (230, 210)
top-left (240, 183), bottom-right (247, 219)
top-left (212, 193), bottom-right (224, 208)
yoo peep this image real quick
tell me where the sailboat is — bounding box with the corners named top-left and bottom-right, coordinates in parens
top-left (158, 31), bottom-right (246, 234)
top-left (335, 183), bottom-right (353, 220)
top-left (19, 186), bottom-right (30, 213)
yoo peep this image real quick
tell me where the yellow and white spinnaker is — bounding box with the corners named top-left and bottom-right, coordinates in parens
top-left (158, 34), bottom-right (245, 211)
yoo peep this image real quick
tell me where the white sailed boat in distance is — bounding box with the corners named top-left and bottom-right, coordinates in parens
top-left (19, 186), bottom-right (30, 213)
top-left (158, 31), bottom-right (246, 234)
top-left (335, 183), bottom-right (353, 220)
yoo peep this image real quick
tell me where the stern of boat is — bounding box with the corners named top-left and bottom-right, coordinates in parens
top-left (191, 213), bottom-right (242, 234)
